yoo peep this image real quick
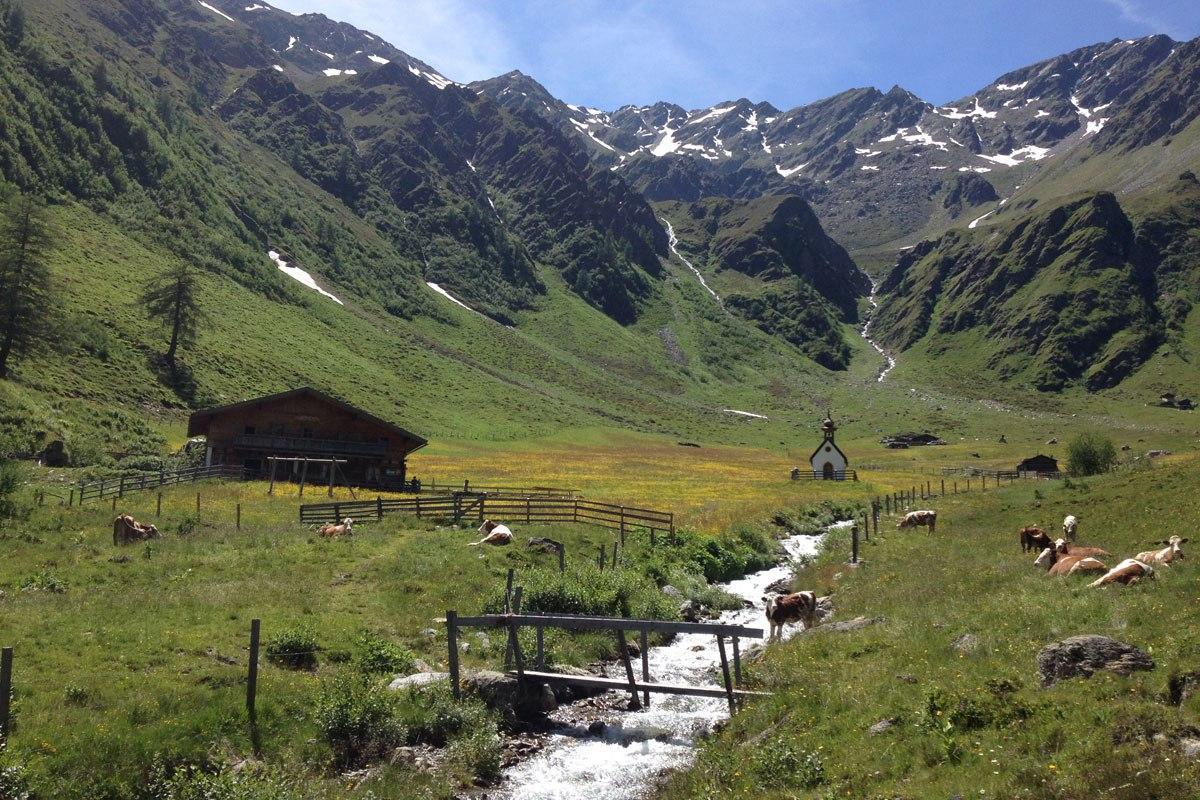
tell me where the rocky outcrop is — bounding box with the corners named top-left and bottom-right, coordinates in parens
top-left (464, 670), bottom-right (557, 721)
top-left (1036, 635), bottom-right (1154, 687)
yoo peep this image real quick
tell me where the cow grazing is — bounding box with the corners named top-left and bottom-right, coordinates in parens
top-left (113, 514), bottom-right (159, 545)
top-left (1134, 536), bottom-right (1186, 566)
top-left (763, 591), bottom-right (817, 642)
top-left (1020, 526), bottom-right (1052, 553)
top-left (317, 517), bottom-right (354, 537)
top-left (1062, 515), bottom-right (1079, 542)
top-left (1089, 558), bottom-right (1155, 588)
top-left (470, 519), bottom-right (513, 547)
top-left (897, 509), bottom-right (937, 534)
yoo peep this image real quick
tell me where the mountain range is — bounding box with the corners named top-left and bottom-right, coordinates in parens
top-left (3, 0), bottom-right (1200, 456)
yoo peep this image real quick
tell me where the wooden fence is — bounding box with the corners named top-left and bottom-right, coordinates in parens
top-left (299, 493), bottom-right (674, 536)
top-left (75, 464), bottom-right (246, 504)
top-left (791, 469), bottom-right (858, 481)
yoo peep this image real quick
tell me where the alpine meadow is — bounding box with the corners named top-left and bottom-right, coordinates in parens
top-left (1, 1), bottom-right (1200, 799)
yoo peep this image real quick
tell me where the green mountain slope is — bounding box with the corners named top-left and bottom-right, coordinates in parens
top-left (874, 177), bottom-right (1200, 392)
top-left (658, 195), bottom-right (870, 369)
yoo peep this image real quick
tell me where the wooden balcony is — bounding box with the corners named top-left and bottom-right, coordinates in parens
top-left (233, 433), bottom-right (388, 457)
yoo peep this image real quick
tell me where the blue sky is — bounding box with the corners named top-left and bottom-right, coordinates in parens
top-left (268, 0), bottom-right (1199, 110)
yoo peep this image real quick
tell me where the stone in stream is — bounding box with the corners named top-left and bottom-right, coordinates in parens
top-left (464, 670), bottom-right (558, 721)
top-left (1036, 635), bottom-right (1154, 687)
top-left (763, 575), bottom-right (793, 595)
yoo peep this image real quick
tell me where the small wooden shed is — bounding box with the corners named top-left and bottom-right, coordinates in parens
top-left (187, 387), bottom-right (427, 489)
top-left (1015, 454), bottom-right (1059, 475)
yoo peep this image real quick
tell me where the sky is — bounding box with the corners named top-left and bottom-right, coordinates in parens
top-left (267, 0), bottom-right (1200, 110)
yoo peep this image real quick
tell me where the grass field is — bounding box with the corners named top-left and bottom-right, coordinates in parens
top-left (659, 454), bottom-right (1200, 800)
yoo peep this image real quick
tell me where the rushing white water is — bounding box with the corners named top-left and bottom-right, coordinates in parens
top-left (660, 217), bottom-right (722, 303)
top-left (497, 524), bottom-right (845, 799)
top-left (860, 280), bottom-right (897, 382)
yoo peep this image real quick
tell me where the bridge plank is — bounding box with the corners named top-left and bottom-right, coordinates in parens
top-left (511, 670), bottom-right (770, 698)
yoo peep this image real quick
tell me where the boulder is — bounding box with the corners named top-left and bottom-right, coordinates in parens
top-left (763, 576), bottom-right (793, 595)
top-left (527, 537), bottom-right (563, 554)
top-left (1036, 635), bottom-right (1154, 688)
top-left (679, 600), bottom-right (705, 622)
top-left (819, 616), bottom-right (881, 633)
top-left (868, 718), bottom-right (897, 736)
top-left (39, 439), bottom-right (68, 467)
top-left (388, 672), bottom-right (449, 691)
top-left (1169, 671), bottom-right (1200, 705)
top-left (464, 670), bottom-right (557, 720)
top-left (952, 633), bottom-right (980, 654)
top-left (661, 585), bottom-right (682, 599)
top-left (1180, 738), bottom-right (1200, 761)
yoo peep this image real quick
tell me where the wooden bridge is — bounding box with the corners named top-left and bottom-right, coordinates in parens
top-left (445, 610), bottom-right (767, 712)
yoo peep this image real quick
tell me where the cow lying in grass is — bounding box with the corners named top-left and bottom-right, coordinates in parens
top-left (1053, 538), bottom-right (1109, 559)
top-left (1035, 546), bottom-right (1108, 577)
top-left (897, 510), bottom-right (936, 534)
top-left (470, 519), bottom-right (513, 546)
top-left (1020, 526), bottom-right (1052, 553)
top-left (1134, 536), bottom-right (1186, 566)
top-left (1089, 558), bottom-right (1155, 587)
top-left (763, 591), bottom-right (817, 642)
top-left (317, 517), bottom-right (354, 537)
top-left (113, 514), bottom-right (159, 545)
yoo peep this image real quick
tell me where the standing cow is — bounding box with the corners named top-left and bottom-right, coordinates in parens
top-left (897, 509), bottom-right (937, 534)
top-left (762, 591), bottom-right (817, 642)
top-left (1062, 515), bottom-right (1079, 542)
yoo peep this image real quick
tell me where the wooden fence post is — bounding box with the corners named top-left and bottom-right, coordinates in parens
top-left (503, 587), bottom-right (523, 671)
top-left (447, 611), bottom-right (460, 699)
top-left (612, 542), bottom-right (619, 569)
top-left (298, 458), bottom-right (308, 497)
top-left (196, 493), bottom-right (201, 516)
top-left (616, 628), bottom-right (640, 708)
top-left (246, 619), bottom-right (260, 717)
top-left (640, 628), bottom-right (650, 708)
top-left (558, 544), bottom-right (566, 573)
top-left (851, 524), bottom-right (859, 564)
top-left (156, 492), bottom-right (162, 517)
top-left (525, 497), bottom-right (531, 525)
top-left (69, 488), bottom-right (74, 507)
top-left (111, 495), bottom-right (117, 512)
top-left (333, 503), bottom-right (342, 523)
top-left (504, 569), bottom-right (515, 613)
top-left (598, 544), bottom-right (606, 571)
top-left (716, 636), bottom-right (735, 713)
top-left (377, 496), bottom-right (384, 521)
top-left (619, 507), bottom-right (626, 546)
top-left (0, 646), bottom-right (11, 743)
top-left (416, 496), bottom-right (422, 518)
top-left (236, 503), bottom-right (241, 530)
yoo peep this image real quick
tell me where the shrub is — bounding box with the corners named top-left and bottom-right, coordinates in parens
top-left (265, 626), bottom-right (318, 670)
top-left (148, 760), bottom-right (310, 800)
top-left (448, 726), bottom-right (503, 785)
top-left (20, 571), bottom-right (66, 593)
top-left (64, 685), bottom-right (89, 706)
top-left (1067, 432), bottom-right (1117, 476)
top-left (356, 631), bottom-right (415, 675)
top-left (750, 737), bottom-right (825, 788)
top-left (490, 566), bottom-right (675, 620)
top-left (0, 758), bottom-right (30, 800)
top-left (315, 675), bottom-right (406, 769)
top-left (395, 683), bottom-right (493, 747)
top-left (0, 455), bottom-right (20, 518)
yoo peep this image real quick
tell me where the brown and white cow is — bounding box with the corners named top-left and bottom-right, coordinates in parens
top-left (1034, 546), bottom-right (1108, 577)
top-left (470, 519), bottom-right (514, 547)
top-left (1134, 536), bottom-right (1186, 566)
top-left (1088, 558), bottom-right (1155, 588)
top-left (897, 510), bottom-right (937, 534)
top-left (762, 591), bottom-right (817, 642)
top-left (1020, 526), bottom-right (1052, 553)
top-left (1062, 515), bottom-right (1079, 542)
top-left (317, 517), bottom-right (354, 537)
top-left (113, 514), bottom-right (159, 545)
top-left (1053, 538), bottom-right (1109, 559)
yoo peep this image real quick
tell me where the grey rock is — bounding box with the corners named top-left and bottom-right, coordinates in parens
top-left (410, 658), bottom-right (433, 674)
top-left (763, 576), bottom-right (793, 595)
top-left (420, 628), bottom-right (438, 638)
top-left (464, 670), bottom-right (557, 720)
top-left (1036, 635), bottom-right (1154, 687)
top-left (679, 600), bottom-right (705, 622)
top-left (952, 633), bottom-right (980, 654)
top-left (587, 720), bottom-right (606, 735)
top-left (1180, 738), bottom-right (1200, 760)
top-left (662, 585), bottom-right (682, 599)
top-left (820, 616), bottom-right (881, 633)
top-left (388, 672), bottom-right (449, 691)
top-left (1169, 671), bottom-right (1200, 705)
top-left (868, 717), bottom-right (897, 735)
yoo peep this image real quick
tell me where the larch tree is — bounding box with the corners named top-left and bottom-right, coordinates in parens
top-left (142, 261), bottom-right (206, 371)
top-left (0, 193), bottom-right (57, 380)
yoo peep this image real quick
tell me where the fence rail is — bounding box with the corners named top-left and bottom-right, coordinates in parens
top-left (791, 469), bottom-right (858, 481)
top-left (299, 494), bottom-right (673, 535)
top-left (76, 464), bottom-right (246, 504)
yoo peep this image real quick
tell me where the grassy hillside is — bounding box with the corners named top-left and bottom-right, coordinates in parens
top-left (659, 455), bottom-right (1200, 800)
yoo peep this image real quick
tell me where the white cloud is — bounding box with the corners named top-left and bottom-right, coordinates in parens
top-left (1098, 0), bottom-right (1183, 38)
top-left (265, 0), bottom-right (517, 81)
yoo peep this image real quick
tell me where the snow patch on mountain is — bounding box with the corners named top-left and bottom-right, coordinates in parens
top-left (936, 98), bottom-right (998, 120)
top-left (775, 162), bottom-right (807, 178)
top-left (368, 54), bottom-right (389, 64)
top-left (322, 68), bottom-right (357, 77)
top-left (268, 250), bottom-right (343, 304)
top-left (198, 1), bottom-right (235, 22)
top-left (690, 105), bottom-right (737, 125)
top-left (976, 144), bottom-right (1050, 166)
top-left (650, 127), bottom-right (682, 157)
top-left (995, 81), bottom-right (1030, 91)
top-left (407, 65), bottom-right (454, 90)
top-left (425, 282), bottom-right (476, 313)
